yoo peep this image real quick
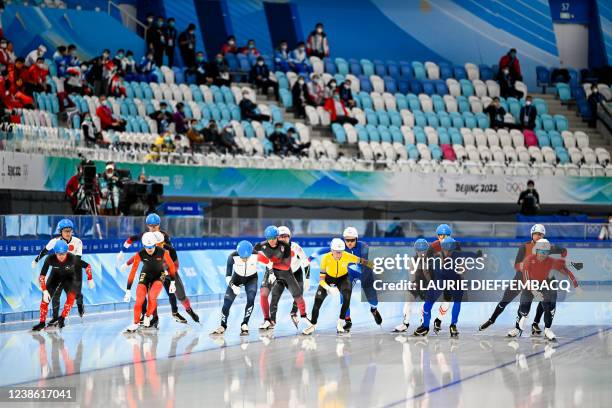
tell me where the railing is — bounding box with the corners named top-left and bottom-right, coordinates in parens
top-left (107, 0), bottom-right (148, 40)
top-left (0, 215), bottom-right (606, 240)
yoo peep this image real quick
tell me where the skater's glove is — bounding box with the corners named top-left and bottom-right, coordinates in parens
top-left (116, 251), bottom-right (124, 264)
top-left (231, 284), bottom-right (241, 296)
top-left (88, 279), bottom-right (95, 289)
top-left (225, 276), bottom-right (232, 285)
top-left (268, 273), bottom-right (276, 285)
top-left (327, 286), bottom-right (340, 297)
top-left (123, 289), bottom-right (131, 302)
top-left (31, 260), bottom-right (37, 269)
top-left (303, 277), bottom-right (310, 292)
top-left (571, 261), bottom-right (583, 271)
top-left (169, 281), bottom-right (176, 294)
top-left (42, 290), bottom-right (50, 303)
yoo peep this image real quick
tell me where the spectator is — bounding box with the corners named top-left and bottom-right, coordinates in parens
top-left (598, 214), bottom-right (612, 240)
top-left (239, 89), bottom-right (270, 122)
top-left (324, 78), bottom-right (337, 99)
top-left (194, 52), bottom-right (208, 85)
top-left (221, 35), bottom-right (238, 55)
top-left (138, 51), bottom-right (158, 83)
top-left (122, 50), bottom-right (138, 81)
top-left (289, 42), bottom-right (312, 75)
top-left (291, 75), bottom-right (309, 118)
top-left (81, 113), bottom-right (101, 146)
top-left (67, 44), bottom-right (80, 67)
top-left (324, 91), bottom-right (358, 125)
top-left (0, 38), bottom-right (11, 74)
top-left (241, 39), bottom-right (261, 58)
top-left (96, 95), bottom-right (126, 131)
top-left (249, 56), bottom-right (278, 100)
top-left (498, 66), bottom-right (523, 99)
top-left (85, 49), bottom-right (110, 95)
top-left (25, 45), bottom-right (46, 67)
top-left (587, 84), bottom-right (606, 128)
top-left (339, 79), bottom-right (356, 108)
top-left (5, 42), bottom-right (17, 67)
top-left (307, 74), bottom-right (325, 106)
top-left (6, 76), bottom-right (34, 108)
top-left (145, 13), bottom-right (156, 52)
top-left (178, 23), bottom-right (197, 69)
top-left (285, 127), bottom-right (310, 156)
top-left (269, 122), bottom-right (288, 155)
top-left (519, 95), bottom-right (537, 130)
top-left (384, 217), bottom-right (405, 237)
top-left (207, 53), bottom-right (231, 86)
top-left (274, 40), bottom-right (290, 72)
top-left (151, 16), bottom-right (167, 66)
top-left (485, 97), bottom-right (516, 130)
top-left (219, 124), bottom-right (241, 153)
top-left (172, 102), bottom-right (188, 134)
top-left (498, 48), bottom-right (522, 82)
top-left (109, 72), bottom-right (126, 98)
top-left (186, 119), bottom-right (205, 151)
top-left (306, 22), bottom-right (330, 58)
top-left (7, 58), bottom-right (27, 86)
top-left (52, 45), bottom-right (68, 77)
top-left (112, 49), bottom-right (125, 73)
top-left (65, 65), bottom-right (88, 95)
top-left (517, 180), bottom-right (540, 215)
top-left (24, 57), bottom-right (49, 95)
top-left (149, 101), bottom-right (173, 133)
top-left (99, 163), bottom-right (121, 215)
top-left (165, 17), bottom-right (178, 67)
top-left (203, 119), bottom-right (220, 147)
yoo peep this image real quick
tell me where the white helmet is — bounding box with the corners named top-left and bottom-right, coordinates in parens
top-left (277, 226), bottom-right (291, 236)
top-left (532, 238), bottom-right (551, 254)
top-left (530, 224), bottom-right (546, 236)
top-left (343, 227), bottom-right (358, 239)
top-left (330, 238), bottom-right (346, 251)
top-left (152, 231), bottom-right (165, 244)
top-left (142, 232), bottom-right (157, 248)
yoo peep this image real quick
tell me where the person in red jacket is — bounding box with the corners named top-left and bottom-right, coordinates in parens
top-left (221, 35), bottom-right (238, 55)
top-left (24, 57), bottom-right (49, 95)
top-left (323, 91), bottom-right (358, 125)
top-left (7, 76), bottom-right (34, 108)
top-left (96, 95), bottom-right (126, 131)
top-left (498, 48), bottom-right (522, 81)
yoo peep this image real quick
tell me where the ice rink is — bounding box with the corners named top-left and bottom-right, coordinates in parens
top-left (1, 292), bottom-right (611, 408)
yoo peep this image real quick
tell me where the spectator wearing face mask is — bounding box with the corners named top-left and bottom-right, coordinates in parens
top-left (109, 72), bottom-right (126, 98)
top-left (81, 113), bottom-right (102, 147)
top-left (498, 66), bottom-right (523, 99)
top-left (241, 39), bottom-right (261, 58)
top-left (145, 13), bottom-right (156, 52)
top-left (324, 79), bottom-right (337, 99)
top-left (151, 16), bottom-right (167, 66)
top-left (23, 57), bottom-right (49, 95)
top-left (498, 48), bottom-right (522, 82)
top-left (165, 17), bottom-right (178, 67)
top-left (5, 74), bottom-right (34, 109)
top-left (274, 40), bottom-right (291, 72)
top-left (25, 45), bottom-right (46, 67)
top-left (306, 23), bottom-right (330, 58)
top-left (149, 101), bottom-right (173, 133)
top-left (517, 180), bottom-right (540, 215)
top-left (269, 123), bottom-right (288, 155)
top-left (85, 49), bottom-right (111, 95)
top-left (122, 51), bottom-right (138, 81)
top-left (239, 90), bottom-right (270, 122)
top-left (203, 119), bottom-right (220, 147)
top-left (250, 56), bottom-right (279, 100)
top-left (178, 23), bottom-right (197, 69)
top-left (598, 214), bottom-right (612, 240)
top-left (307, 74), bottom-right (325, 106)
top-left (52, 45), bottom-right (68, 77)
top-left (286, 127), bottom-right (311, 156)
top-left (138, 51), bottom-right (158, 83)
top-left (0, 39), bottom-right (12, 74)
top-left (291, 75), bottom-right (309, 118)
top-left (221, 35), bottom-right (238, 55)
top-left (519, 95), bottom-right (537, 130)
top-left (173, 102), bottom-right (189, 134)
top-left (65, 65), bottom-right (88, 95)
top-left (339, 80), bottom-right (356, 108)
top-left (289, 42), bottom-right (312, 75)
top-left (112, 49), bottom-right (126, 74)
top-left (324, 90), bottom-right (358, 125)
top-left (193, 52), bottom-right (209, 85)
top-left (67, 45), bottom-right (80, 67)
top-left (587, 84), bottom-right (607, 128)
top-left (207, 53), bottom-right (231, 86)
top-left (96, 95), bottom-right (126, 131)
top-left (485, 97), bottom-right (517, 130)
top-left (186, 119), bottom-right (205, 151)
top-left (219, 124), bottom-right (241, 153)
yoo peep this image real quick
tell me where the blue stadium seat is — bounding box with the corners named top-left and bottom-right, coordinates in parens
top-left (365, 108), bottom-right (377, 125)
top-left (459, 79), bottom-right (474, 96)
top-left (479, 64), bottom-right (494, 81)
top-left (225, 53), bottom-right (239, 71)
top-left (439, 62), bottom-right (453, 80)
top-left (412, 61), bottom-right (427, 80)
top-left (395, 93), bottom-right (408, 110)
top-left (476, 112), bottom-right (489, 129)
top-left (536, 130), bottom-right (550, 147)
top-left (462, 112), bottom-right (477, 129)
top-left (358, 75), bottom-right (373, 93)
top-left (414, 127), bottom-right (427, 144)
top-left (383, 76), bottom-right (397, 93)
top-left (507, 98), bottom-right (521, 119)
top-left (367, 124), bottom-right (381, 142)
top-left (361, 59), bottom-right (375, 76)
top-left (387, 61), bottom-right (401, 79)
top-left (397, 79), bottom-right (410, 94)
top-left (350, 60), bottom-right (363, 76)
top-left (378, 125), bottom-right (392, 142)
top-left (359, 92), bottom-right (373, 109)
top-left (279, 89), bottom-right (292, 108)
top-left (549, 130), bottom-right (562, 147)
top-left (567, 68), bottom-right (579, 88)
top-left (555, 146), bottom-right (569, 164)
top-left (536, 66), bottom-right (550, 92)
top-left (356, 124), bottom-right (369, 142)
top-left (438, 111), bottom-right (452, 128)
top-left (434, 80), bottom-right (448, 95)
top-left (450, 112), bottom-right (464, 128)
top-left (332, 123), bottom-right (347, 143)
top-left (456, 96), bottom-right (470, 113)
top-left (374, 59), bottom-right (386, 77)
top-left (425, 112), bottom-right (439, 127)
top-left (556, 83), bottom-right (571, 102)
top-left (422, 80), bottom-right (436, 96)
top-left (173, 67), bottom-right (185, 84)
top-left (390, 126), bottom-right (403, 143)
top-left (454, 65), bottom-right (467, 80)
top-left (533, 98), bottom-right (547, 115)
top-left (541, 114), bottom-right (555, 132)
top-left (432, 95), bottom-right (445, 112)
top-left (389, 111), bottom-right (402, 127)
top-left (414, 111), bottom-right (427, 127)
top-left (324, 58), bottom-right (336, 74)
top-left (400, 61), bottom-right (413, 78)
top-left (409, 80), bottom-right (423, 94)
top-left (335, 58), bottom-right (349, 76)
top-left (407, 94), bottom-right (421, 111)
top-left (430, 144), bottom-right (443, 160)
top-left (438, 127), bottom-right (451, 145)
top-left (376, 111), bottom-right (390, 126)
top-left (554, 114), bottom-right (569, 132)
top-left (449, 128), bottom-right (463, 144)
top-left (406, 144), bottom-right (420, 160)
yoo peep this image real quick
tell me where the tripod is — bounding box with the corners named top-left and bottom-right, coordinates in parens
top-left (74, 185), bottom-right (99, 215)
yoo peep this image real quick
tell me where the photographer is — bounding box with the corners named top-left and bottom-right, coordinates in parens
top-left (65, 160), bottom-right (100, 215)
top-left (98, 162), bottom-right (123, 215)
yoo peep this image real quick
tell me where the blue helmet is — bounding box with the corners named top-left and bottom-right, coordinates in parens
top-left (55, 218), bottom-right (74, 233)
top-left (53, 240), bottom-right (69, 254)
top-left (264, 225), bottom-right (278, 240)
top-left (436, 223), bottom-right (452, 236)
top-left (441, 236), bottom-right (456, 252)
top-left (414, 238), bottom-right (429, 253)
top-left (145, 213), bottom-right (161, 226)
top-left (237, 240), bottom-right (254, 258)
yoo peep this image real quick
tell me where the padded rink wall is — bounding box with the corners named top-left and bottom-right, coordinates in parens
top-left (1, 237), bottom-right (612, 323)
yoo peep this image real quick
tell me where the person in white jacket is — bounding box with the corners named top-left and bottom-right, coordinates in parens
top-left (268, 226), bottom-right (311, 328)
top-left (598, 215), bottom-right (612, 240)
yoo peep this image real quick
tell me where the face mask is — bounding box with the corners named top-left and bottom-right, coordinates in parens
top-left (189, 30), bottom-right (195, 35)
top-left (593, 89), bottom-right (598, 93)
top-left (503, 70), bottom-right (509, 75)
top-left (117, 53), bottom-right (124, 59)
top-left (330, 82), bottom-right (336, 88)
top-left (525, 101), bottom-right (531, 106)
top-left (0, 43), bottom-right (6, 49)
top-left (148, 55), bottom-right (153, 61)
top-left (275, 127), bottom-right (282, 132)
top-left (37, 63), bottom-right (45, 69)
top-left (216, 58), bottom-right (222, 63)
top-left (257, 61), bottom-right (264, 66)
top-left (608, 219), bottom-right (612, 224)
top-left (249, 44), bottom-right (255, 49)
top-left (127, 56), bottom-right (133, 60)
top-left (157, 21), bottom-right (164, 27)
top-left (281, 45), bottom-right (287, 51)
top-left (316, 28), bottom-right (323, 33)
top-left (228, 40), bottom-right (235, 46)
top-left (103, 53), bottom-right (109, 58)
top-left (169, 21), bottom-right (175, 27)
top-left (147, 18), bottom-right (154, 24)
top-left (298, 80), bottom-right (304, 85)
top-left (510, 52), bottom-right (516, 58)
top-left (71, 51), bottom-right (76, 56)
top-left (334, 95), bottom-right (340, 100)
top-left (299, 48), bottom-right (305, 52)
